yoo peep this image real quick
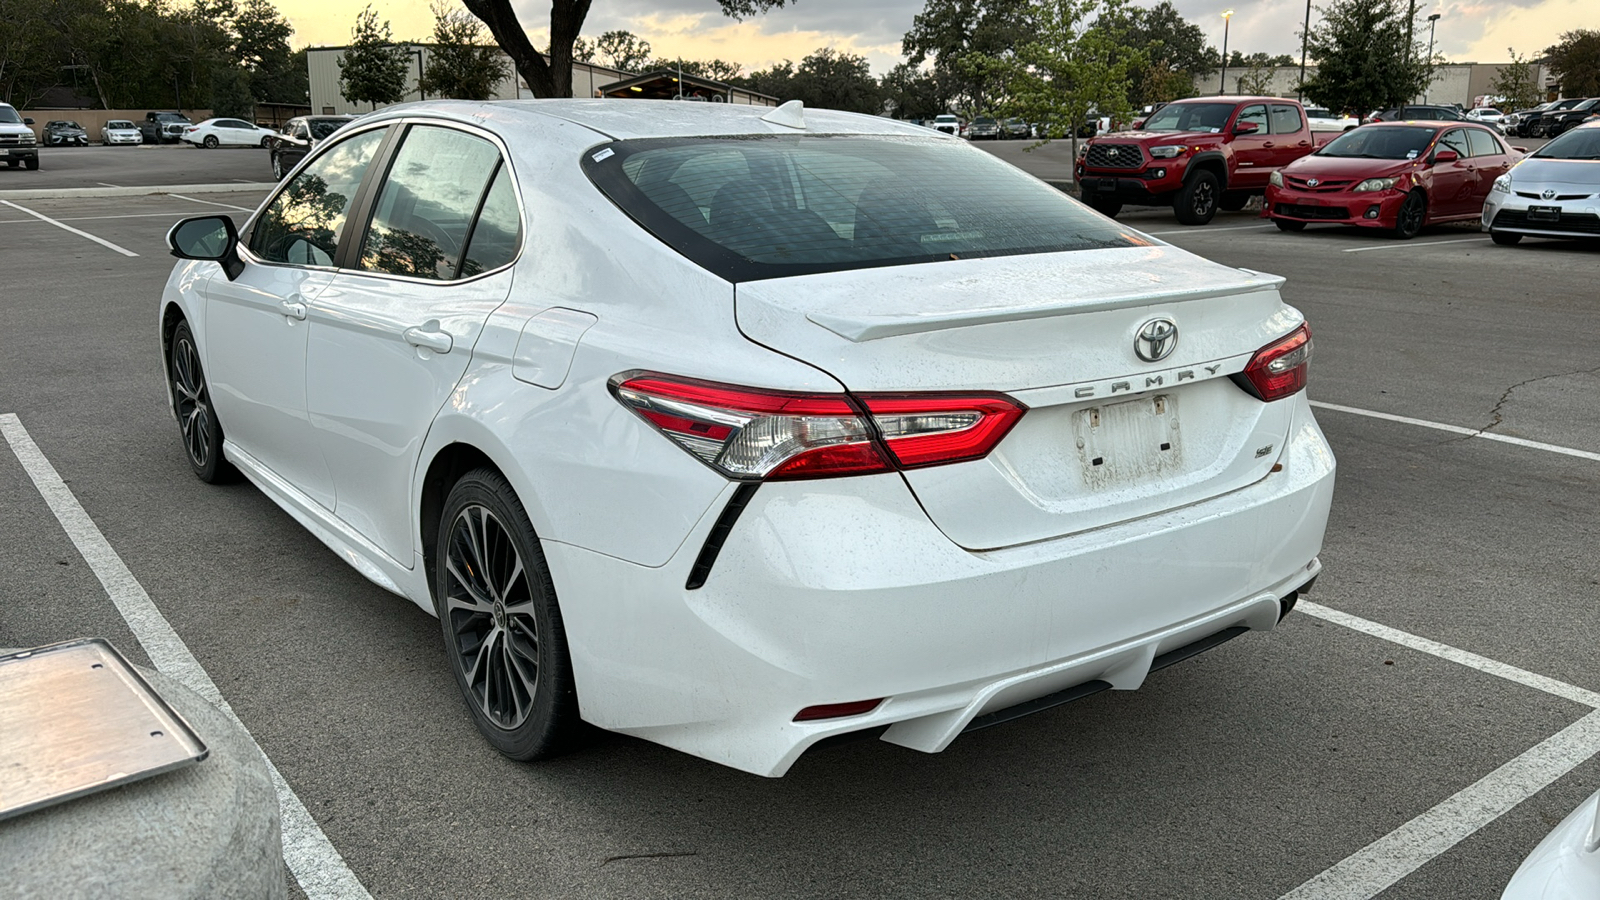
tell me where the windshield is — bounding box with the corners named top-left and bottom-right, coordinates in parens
top-left (107, 121), bottom-right (135, 129)
top-left (1318, 126), bottom-right (1437, 159)
top-left (934, 116), bottom-right (957, 123)
top-left (1534, 128), bottom-right (1600, 160)
top-left (0, 108), bottom-right (21, 125)
top-left (62, 121), bottom-right (81, 129)
top-left (309, 119), bottom-right (346, 139)
top-left (586, 134), bottom-right (1144, 282)
top-left (1141, 102), bottom-right (1236, 133)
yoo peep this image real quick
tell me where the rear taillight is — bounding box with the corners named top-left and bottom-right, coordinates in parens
top-left (1236, 324), bottom-right (1312, 401)
top-left (610, 373), bottom-right (1025, 481)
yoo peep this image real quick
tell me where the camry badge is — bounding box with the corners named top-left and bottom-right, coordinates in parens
top-left (1542, 188), bottom-right (1558, 200)
top-left (1307, 178), bottom-right (1320, 187)
top-left (1135, 318), bottom-right (1179, 363)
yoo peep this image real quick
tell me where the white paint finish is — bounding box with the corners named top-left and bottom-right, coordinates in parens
top-left (1278, 712), bottom-right (1600, 900)
top-left (171, 193), bottom-right (256, 213)
top-left (0, 414), bottom-right (371, 900)
top-left (179, 118), bottom-right (279, 148)
top-left (0, 200), bottom-right (138, 256)
top-left (1341, 237), bottom-right (1487, 253)
top-left (1310, 401), bottom-right (1600, 464)
top-left (306, 267), bottom-right (512, 563)
top-left (202, 264), bottom-right (339, 510)
top-left (511, 307), bottom-right (598, 389)
top-left (1502, 789), bottom-right (1600, 900)
top-left (1298, 601), bottom-right (1600, 709)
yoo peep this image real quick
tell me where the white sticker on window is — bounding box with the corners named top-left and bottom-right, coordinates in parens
top-left (591, 147), bottom-right (615, 162)
top-left (1406, 149), bottom-right (1419, 159)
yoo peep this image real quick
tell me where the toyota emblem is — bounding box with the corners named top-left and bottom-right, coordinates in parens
top-left (1542, 188), bottom-right (1558, 200)
top-left (1307, 178), bottom-right (1320, 187)
top-left (1135, 318), bottom-right (1179, 363)
top-left (1108, 148), bottom-right (1120, 158)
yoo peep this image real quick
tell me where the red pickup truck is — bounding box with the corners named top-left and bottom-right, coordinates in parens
top-left (1076, 96), bottom-right (1337, 225)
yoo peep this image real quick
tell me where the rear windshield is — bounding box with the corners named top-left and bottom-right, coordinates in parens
top-left (1142, 102), bottom-right (1237, 133)
top-left (309, 119), bottom-right (346, 139)
top-left (1317, 126), bottom-right (1437, 159)
top-left (583, 134), bottom-right (1143, 282)
top-left (1534, 128), bottom-right (1600, 160)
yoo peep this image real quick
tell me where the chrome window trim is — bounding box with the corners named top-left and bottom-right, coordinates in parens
top-left (242, 116), bottom-right (526, 286)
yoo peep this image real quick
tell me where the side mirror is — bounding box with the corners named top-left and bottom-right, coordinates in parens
top-left (167, 215), bottom-right (245, 280)
top-left (1233, 121), bottom-right (1260, 134)
top-left (1431, 149), bottom-right (1459, 164)
top-left (23, 117), bottom-right (33, 126)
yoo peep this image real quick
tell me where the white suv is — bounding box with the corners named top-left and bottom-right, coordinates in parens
top-left (160, 101), bottom-right (1334, 776)
top-left (0, 103), bottom-right (39, 170)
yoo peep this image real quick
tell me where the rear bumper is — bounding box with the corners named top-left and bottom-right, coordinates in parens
top-left (547, 395), bottom-right (1335, 776)
top-left (1264, 184), bottom-right (1406, 228)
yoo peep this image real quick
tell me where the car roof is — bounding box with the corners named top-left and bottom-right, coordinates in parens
top-left (358, 99), bottom-right (936, 141)
top-left (1171, 95), bottom-right (1294, 104)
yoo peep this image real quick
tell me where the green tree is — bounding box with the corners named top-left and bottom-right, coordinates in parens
top-left (902, 0), bottom-right (1035, 114)
top-left (339, 5), bottom-right (409, 109)
top-left (595, 29), bottom-right (652, 71)
top-left (792, 47), bottom-right (882, 113)
top-left (651, 56), bottom-right (743, 82)
top-left (982, 0), bottom-right (1141, 158)
top-left (0, 0), bottom-right (57, 106)
top-left (1298, 0), bottom-right (1431, 114)
top-left (882, 61), bottom-right (952, 119)
top-left (461, 0), bottom-right (790, 98)
top-left (419, 2), bottom-right (508, 100)
top-left (1489, 49), bottom-right (1542, 112)
top-left (1545, 30), bottom-right (1600, 97)
top-left (734, 59), bottom-right (795, 98)
top-left (1100, 0), bottom-right (1212, 106)
top-left (235, 0), bottom-right (304, 102)
top-left (210, 64), bottom-right (255, 117)
top-left (1234, 59), bottom-right (1276, 94)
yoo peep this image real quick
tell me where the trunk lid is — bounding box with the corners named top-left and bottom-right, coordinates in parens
top-left (735, 246), bottom-right (1303, 549)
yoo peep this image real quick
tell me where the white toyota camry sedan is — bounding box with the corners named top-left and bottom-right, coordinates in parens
top-left (160, 99), bottom-right (1335, 776)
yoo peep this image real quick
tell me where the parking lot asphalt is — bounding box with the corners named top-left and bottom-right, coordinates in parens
top-left (2, 172), bottom-right (1598, 900)
top-left (0, 144), bottom-right (274, 189)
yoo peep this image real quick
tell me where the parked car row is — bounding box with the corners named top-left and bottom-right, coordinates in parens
top-left (267, 115), bottom-right (357, 180)
top-left (1502, 98), bottom-right (1600, 138)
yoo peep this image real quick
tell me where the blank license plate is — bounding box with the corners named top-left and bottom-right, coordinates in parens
top-left (1528, 206), bottom-right (1561, 221)
top-left (1098, 178), bottom-right (1118, 192)
top-left (1073, 394), bottom-right (1182, 489)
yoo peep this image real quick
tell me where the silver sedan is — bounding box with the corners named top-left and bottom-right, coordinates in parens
top-left (1484, 120), bottom-right (1600, 245)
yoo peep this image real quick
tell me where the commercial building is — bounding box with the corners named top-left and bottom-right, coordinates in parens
top-left (1193, 62), bottom-right (1558, 110)
top-left (306, 46), bottom-right (777, 115)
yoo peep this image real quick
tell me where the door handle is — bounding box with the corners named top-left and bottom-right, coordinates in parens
top-left (279, 299), bottom-right (306, 320)
top-left (1263, 141), bottom-right (1275, 148)
top-left (404, 325), bottom-right (453, 354)
top-left (1298, 140), bottom-right (1310, 147)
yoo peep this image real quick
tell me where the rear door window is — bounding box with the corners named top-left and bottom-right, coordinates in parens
top-left (1466, 128), bottom-right (1500, 157)
top-left (355, 125), bottom-right (503, 281)
top-left (1269, 105), bottom-right (1303, 134)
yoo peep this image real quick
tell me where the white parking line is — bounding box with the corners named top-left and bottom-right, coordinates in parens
top-left (96, 182), bottom-right (119, 188)
top-left (0, 414), bottom-right (372, 900)
top-left (1311, 401), bottom-right (1600, 463)
top-left (0, 212), bottom-right (203, 226)
top-left (1144, 223), bottom-right (1276, 236)
top-left (1341, 237), bottom-right (1487, 253)
top-left (171, 194), bottom-right (255, 213)
top-left (0, 200), bottom-right (138, 257)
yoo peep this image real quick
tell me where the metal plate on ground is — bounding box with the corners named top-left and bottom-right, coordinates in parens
top-left (0, 639), bottom-right (208, 822)
top-left (1074, 394), bottom-right (1183, 490)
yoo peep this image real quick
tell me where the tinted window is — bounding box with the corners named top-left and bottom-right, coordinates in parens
top-left (1143, 102), bottom-right (1235, 132)
top-left (1317, 126), bottom-right (1437, 160)
top-left (309, 119), bottom-right (346, 139)
top-left (460, 165), bottom-right (521, 277)
top-left (357, 125), bottom-right (500, 280)
top-left (1437, 129), bottom-right (1470, 157)
top-left (1237, 105), bottom-right (1268, 132)
top-left (251, 126), bottom-right (387, 266)
top-left (1269, 104), bottom-right (1303, 134)
top-left (586, 134), bottom-right (1144, 282)
top-left (1466, 128), bottom-right (1500, 157)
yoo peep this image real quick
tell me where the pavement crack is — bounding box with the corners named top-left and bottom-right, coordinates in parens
top-left (601, 850), bottom-right (698, 866)
top-left (1464, 363), bottom-right (1600, 440)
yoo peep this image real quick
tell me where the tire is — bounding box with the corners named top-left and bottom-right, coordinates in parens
top-left (436, 468), bottom-right (582, 761)
top-left (1274, 218), bottom-right (1306, 232)
top-left (271, 154), bottom-right (284, 181)
top-left (6, 160), bottom-right (17, 168)
top-left (167, 321), bottom-right (239, 483)
top-left (1219, 191), bottom-right (1250, 212)
top-left (1392, 190), bottom-right (1427, 239)
top-left (1174, 170), bottom-right (1220, 225)
top-left (202, 135), bottom-right (218, 149)
top-left (1080, 190), bottom-right (1122, 218)
top-left (23, 157), bottom-right (38, 171)
top-left (1490, 230), bottom-right (1523, 246)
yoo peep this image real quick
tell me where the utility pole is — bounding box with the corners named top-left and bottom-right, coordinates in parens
top-left (1402, 0), bottom-right (1416, 108)
top-left (1219, 9), bottom-right (1235, 95)
top-left (1424, 12), bottom-right (1440, 104)
top-left (1299, 0), bottom-right (1312, 102)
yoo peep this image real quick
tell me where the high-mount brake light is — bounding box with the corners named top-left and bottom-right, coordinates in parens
top-left (1237, 324), bottom-right (1313, 401)
top-left (610, 374), bottom-right (1026, 481)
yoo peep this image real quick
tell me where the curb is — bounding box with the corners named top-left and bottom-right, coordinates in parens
top-left (0, 183), bottom-right (276, 201)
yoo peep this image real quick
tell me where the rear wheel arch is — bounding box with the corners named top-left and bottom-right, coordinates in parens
top-left (420, 442), bottom-right (503, 608)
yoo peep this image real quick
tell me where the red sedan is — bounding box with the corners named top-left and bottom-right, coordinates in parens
top-left (1263, 121), bottom-right (1521, 239)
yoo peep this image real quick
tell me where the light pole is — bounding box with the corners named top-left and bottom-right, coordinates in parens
top-left (1424, 12), bottom-right (1441, 103)
top-left (1299, 0), bottom-right (1312, 101)
top-left (1219, 9), bottom-right (1235, 95)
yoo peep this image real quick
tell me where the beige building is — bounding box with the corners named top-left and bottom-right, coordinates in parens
top-left (1194, 62), bottom-right (1558, 110)
top-left (307, 46), bottom-right (776, 115)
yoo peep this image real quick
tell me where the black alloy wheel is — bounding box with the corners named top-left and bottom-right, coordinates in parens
top-left (167, 322), bottom-right (237, 483)
top-left (1274, 218), bottom-right (1307, 232)
top-left (1174, 170), bottom-right (1220, 225)
top-left (437, 468), bottom-right (581, 761)
top-left (271, 154), bottom-right (284, 180)
top-left (1392, 190), bottom-right (1427, 240)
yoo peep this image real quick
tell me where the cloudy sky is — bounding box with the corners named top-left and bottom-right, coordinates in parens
top-left (279, 0), bottom-right (1596, 76)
